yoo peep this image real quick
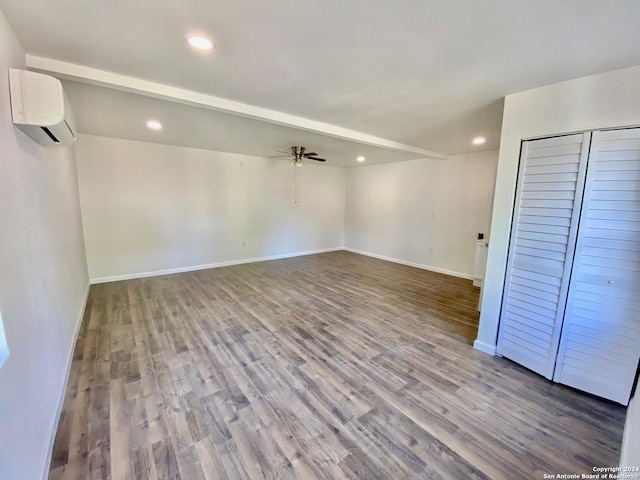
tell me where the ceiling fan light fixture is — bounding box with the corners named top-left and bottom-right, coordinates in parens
top-left (278, 146), bottom-right (326, 165)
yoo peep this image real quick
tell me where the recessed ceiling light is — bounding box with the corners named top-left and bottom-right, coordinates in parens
top-left (473, 136), bottom-right (486, 145)
top-left (146, 120), bottom-right (162, 130)
top-left (187, 35), bottom-right (214, 50)
top-left (357, 156), bottom-right (365, 162)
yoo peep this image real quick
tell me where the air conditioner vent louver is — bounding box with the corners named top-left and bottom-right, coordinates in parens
top-left (41, 127), bottom-right (60, 143)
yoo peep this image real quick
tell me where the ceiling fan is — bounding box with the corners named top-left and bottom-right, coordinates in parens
top-left (273, 146), bottom-right (327, 167)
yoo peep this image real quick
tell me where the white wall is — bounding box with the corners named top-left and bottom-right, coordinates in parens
top-left (344, 151), bottom-right (497, 278)
top-left (475, 64), bottom-right (640, 466)
top-left (621, 393), bottom-right (640, 467)
top-left (76, 134), bottom-right (346, 282)
top-left (476, 64), bottom-right (640, 352)
top-left (0, 10), bottom-right (90, 480)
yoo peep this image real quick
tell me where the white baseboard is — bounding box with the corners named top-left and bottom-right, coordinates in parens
top-left (473, 339), bottom-right (497, 356)
top-left (90, 247), bottom-right (343, 284)
top-left (343, 247), bottom-right (473, 280)
top-left (40, 281), bottom-right (91, 480)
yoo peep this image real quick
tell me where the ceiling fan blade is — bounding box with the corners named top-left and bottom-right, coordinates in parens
top-left (269, 155), bottom-right (292, 158)
top-left (276, 150), bottom-right (292, 155)
top-left (306, 157), bottom-right (326, 162)
top-left (303, 152), bottom-right (318, 157)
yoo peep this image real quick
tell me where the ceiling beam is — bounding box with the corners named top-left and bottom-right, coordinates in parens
top-left (26, 55), bottom-right (448, 160)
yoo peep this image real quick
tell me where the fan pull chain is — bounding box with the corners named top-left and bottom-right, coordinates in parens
top-left (294, 164), bottom-right (299, 207)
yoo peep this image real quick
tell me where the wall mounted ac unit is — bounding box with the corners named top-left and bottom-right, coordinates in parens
top-left (9, 68), bottom-right (76, 145)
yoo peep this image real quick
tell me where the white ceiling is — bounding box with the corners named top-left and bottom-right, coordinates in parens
top-left (2, 0), bottom-right (640, 159)
top-left (61, 80), bottom-right (421, 167)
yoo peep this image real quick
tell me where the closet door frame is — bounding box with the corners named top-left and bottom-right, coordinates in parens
top-left (497, 132), bottom-right (592, 379)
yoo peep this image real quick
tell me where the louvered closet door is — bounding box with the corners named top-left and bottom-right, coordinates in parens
top-left (497, 133), bottom-right (590, 379)
top-left (553, 128), bottom-right (640, 405)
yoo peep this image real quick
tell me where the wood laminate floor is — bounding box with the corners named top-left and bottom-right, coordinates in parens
top-left (48, 251), bottom-right (626, 480)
